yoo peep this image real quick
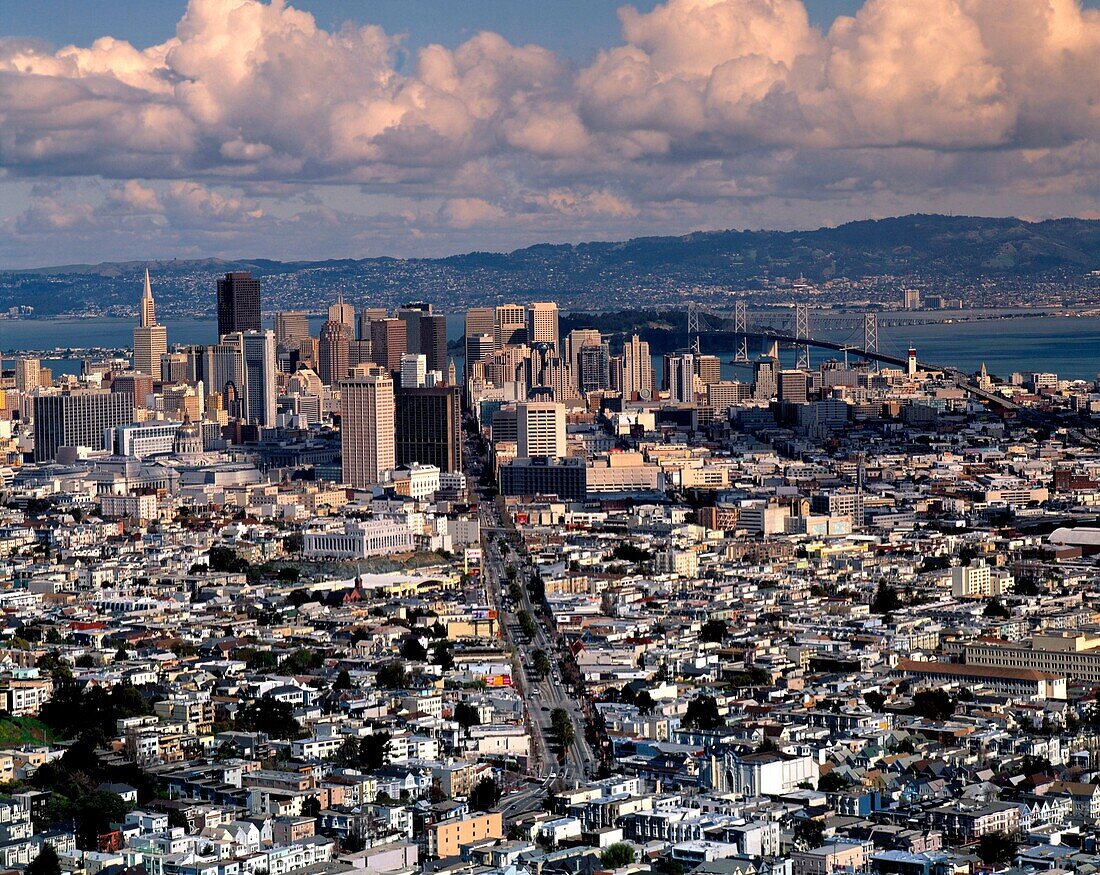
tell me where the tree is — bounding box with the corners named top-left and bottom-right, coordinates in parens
top-left (518, 611), bottom-right (537, 639)
top-left (864, 691), bottom-right (886, 712)
top-left (376, 660), bottom-right (408, 689)
top-left (235, 696), bottom-right (301, 739)
top-left (699, 619), bottom-right (727, 643)
top-left (600, 843), bottom-right (635, 868)
top-left (453, 702), bottom-right (481, 732)
top-left (870, 582), bottom-right (901, 614)
top-left (400, 638), bottom-right (427, 661)
top-left (818, 771), bottom-right (851, 792)
top-left (983, 597), bottom-right (1011, 619)
top-left (550, 708), bottom-right (575, 747)
top-left (634, 690), bottom-right (656, 715)
top-left (26, 845), bottom-right (60, 875)
top-left (532, 650), bottom-right (552, 680)
top-left (430, 639), bottom-right (454, 671)
top-left (333, 670), bottom-right (353, 691)
top-left (682, 695), bottom-right (723, 730)
top-left (359, 732), bottom-right (392, 770)
top-left (74, 789), bottom-right (127, 849)
top-left (469, 776), bottom-right (501, 811)
top-left (910, 688), bottom-right (956, 722)
top-left (977, 832), bottom-right (1018, 866)
top-left (793, 819), bottom-right (825, 850)
top-left (209, 545), bottom-right (250, 574)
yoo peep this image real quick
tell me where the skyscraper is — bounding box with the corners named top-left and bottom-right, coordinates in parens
top-left (667, 353), bottom-right (696, 404)
top-left (695, 354), bottom-right (721, 386)
top-left (578, 342), bottom-right (611, 394)
top-left (275, 311), bottom-right (310, 347)
top-left (216, 271), bottom-right (261, 338)
top-left (15, 357), bottom-right (41, 393)
top-left (370, 318), bottom-right (407, 373)
top-left (495, 304), bottom-right (527, 350)
top-left (527, 302), bottom-right (559, 350)
top-left (566, 329), bottom-right (602, 388)
top-left (240, 330), bottom-right (278, 428)
top-left (464, 307), bottom-right (495, 380)
top-left (622, 334), bottom-right (653, 400)
top-left (420, 314), bottom-right (448, 373)
top-left (517, 401), bottom-right (566, 459)
top-left (400, 354), bottom-right (427, 389)
top-left (33, 388), bottom-right (134, 462)
top-left (318, 319), bottom-right (350, 386)
top-left (134, 269), bottom-right (168, 380)
top-left (395, 384), bottom-right (462, 472)
top-left (340, 365), bottom-right (395, 488)
top-left (328, 298), bottom-right (356, 334)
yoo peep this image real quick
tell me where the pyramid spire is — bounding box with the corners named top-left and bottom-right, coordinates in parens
top-left (140, 267), bottom-right (156, 328)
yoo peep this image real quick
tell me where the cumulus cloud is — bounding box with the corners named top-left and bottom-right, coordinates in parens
top-left (4, 0), bottom-right (1100, 264)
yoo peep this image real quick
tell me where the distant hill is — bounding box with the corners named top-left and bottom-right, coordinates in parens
top-left (3, 214), bottom-right (1099, 316)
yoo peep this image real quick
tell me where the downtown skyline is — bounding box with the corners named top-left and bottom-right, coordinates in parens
top-left (4, 0), bottom-right (1100, 267)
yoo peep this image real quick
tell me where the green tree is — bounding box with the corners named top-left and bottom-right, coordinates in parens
top-left (333, 670), bottom-right (353, 690)
top-left (400, 638), bottom-right (427, 662)
top-left (235, 696), bottom-right (301, 739)
top-left (376, 660), bottom-right (408, 689)
top-left (983, 597), bottom-right (1011, 619)
top-left (208, 545), bottom-right (250, 573)
top-left (359, 732), bottom-right (392, 770)
top-left (600, 843), bottom-right (636, 868)
top-left (634, 690), bottom-right (656, 715)
top-left (818, 771), bottom-right (850, 792)
top-left (26, 845), bottom-right (61, 875)
top-left (469, 776), bottom-right (501, 811)
top-left (430, 639), bottom-right (454, 671)
top-left (977, 832), bottom-right (1018, 866)
top-left (518, 611), bottom-right (537, 639)
top-left (682, 695), bottom-right (723, 730)
top-left (793, 819), bottom-right (825, 850)
top-left (699, 619), bottom-right (726, 643)
top-left (453, 702), bottom-right (481, 732)
top-left (532, 650), bottom-right (552, 680)
top-left (870, 582), bottom-right (901, 614)
top-left (910, 688), bottom-right (956, 722)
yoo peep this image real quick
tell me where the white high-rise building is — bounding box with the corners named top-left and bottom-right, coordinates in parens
top-left (134, 269), bottom-right (168, 381)
top-left (527, 302), bottom-right (559, 350)
top-left (341, 365), bottom-right (395, 488)
top-left (622, 334), bottom-right (653, 400)
top-left (400, 354), bottom-right (427, 389)
top-left (517, 401), bottom-right (566, 459)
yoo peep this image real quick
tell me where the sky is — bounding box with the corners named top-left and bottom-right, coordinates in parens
top-left (3, 0), bottom-right (1100, 268)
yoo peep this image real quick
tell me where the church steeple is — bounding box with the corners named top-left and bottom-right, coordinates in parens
top-left (140, 268), bottom-right (156, 328)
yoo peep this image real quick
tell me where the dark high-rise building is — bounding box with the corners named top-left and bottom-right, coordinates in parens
top-left (216, 271), bottom-right (261, 338)
top-left (33, 389), bottom-right (134, 462)
top-left (395, 384), bottom-right (462, 472)
top-left (420, 314), bottom-right (448, 373)
top-left (370, 318), bottom-right (407, 373)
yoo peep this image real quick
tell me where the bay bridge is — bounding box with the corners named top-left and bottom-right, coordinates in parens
top-left (684, 302), bottom-right (1025, 414)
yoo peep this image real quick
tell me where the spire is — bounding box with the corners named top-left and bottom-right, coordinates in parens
top-left (140, 267), bottom-right (156, 328)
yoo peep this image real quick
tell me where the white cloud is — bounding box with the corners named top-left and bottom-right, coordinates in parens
top-left (3, 0), bottom-right (1100, 264)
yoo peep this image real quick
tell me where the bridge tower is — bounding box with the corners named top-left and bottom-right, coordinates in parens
top-left (687, 302), bottom-right (701, 354)
top-left (794, 303), bottom-right (810, 370)
top-left (733, 300), bottom-right (749, 363)
top-left (863, 312), bottom-right (879, 371)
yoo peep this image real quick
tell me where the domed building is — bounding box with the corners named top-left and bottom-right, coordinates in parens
top-left (173, 415), bottom-right (203, 458)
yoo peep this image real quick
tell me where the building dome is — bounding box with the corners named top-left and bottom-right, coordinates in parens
top-left (173, 415), bottom-right (203, 457)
